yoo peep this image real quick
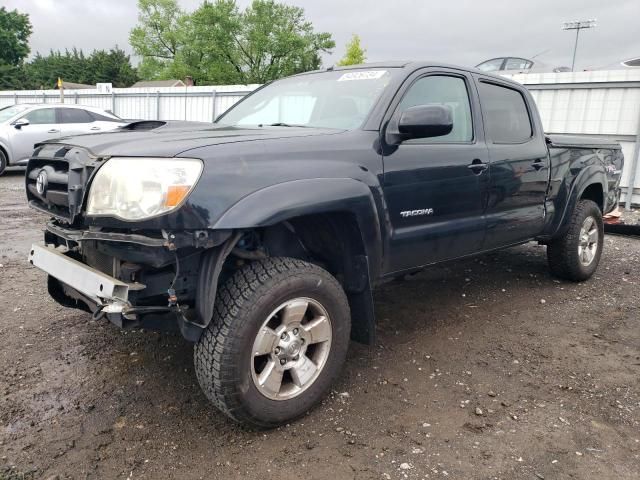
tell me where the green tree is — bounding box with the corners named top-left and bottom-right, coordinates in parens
top-left (23, 48), bottom-right (138, 89)
top-left (234, 0), bottom-right (335, 83)
top-left (129, 0), bottom-right (335, 85)
top-left (179, 0), bottom-right (244, 84)
top-left (90, 47), bottom-right (139, 87)
top-left (337, 34), bottom-right (366, 66)
top-left (129, 0), bottom-right (186, 79)
top-left (0, 7), bottom-right (32, 89)
top-left (0, 7), bottom-right (32, 66)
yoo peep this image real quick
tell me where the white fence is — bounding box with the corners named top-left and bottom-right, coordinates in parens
top-left (1, 70), bottom-right (639, 206)
top-left (0, 84), bottom-right (259, 123)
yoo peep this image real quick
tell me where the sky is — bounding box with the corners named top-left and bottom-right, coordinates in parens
top-left (3, 0), bottom-right (639, 71)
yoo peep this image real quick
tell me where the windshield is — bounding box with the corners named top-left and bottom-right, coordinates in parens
top-left (0, 105), bottom-right (30, 123)
top-left (217, 69), bottom-right (394, 129)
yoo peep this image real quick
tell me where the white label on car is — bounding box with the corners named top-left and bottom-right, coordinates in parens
top-left (338, 70), bottom-right (387, 81)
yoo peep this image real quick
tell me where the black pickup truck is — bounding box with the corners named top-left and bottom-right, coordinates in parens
top-left (26, 62), bottom-right (623, 427)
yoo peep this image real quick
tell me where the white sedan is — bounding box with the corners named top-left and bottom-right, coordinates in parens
top-left (0, 104), bottom-right (127, 175)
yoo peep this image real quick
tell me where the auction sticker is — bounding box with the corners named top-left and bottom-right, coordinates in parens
top-left (338, 70), bottom-right (387, 81)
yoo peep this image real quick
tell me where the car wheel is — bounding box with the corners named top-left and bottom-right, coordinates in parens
top-left (194, 257), bottom-right (351, 428)
top-left (547, 199), bottom-right (604, 281)
top-left (0, 150), bottom-right (7, 176)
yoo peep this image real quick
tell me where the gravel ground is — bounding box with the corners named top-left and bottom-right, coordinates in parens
top-left (1, 169), bottom-right (639, 480)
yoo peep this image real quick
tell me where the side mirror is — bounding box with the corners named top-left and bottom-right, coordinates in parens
top-left (398, 104), bottom-right (453, 140)
top-left (13, 118), bottom-right (30, 129)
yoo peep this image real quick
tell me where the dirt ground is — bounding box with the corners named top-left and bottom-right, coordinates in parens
top-left (1, 169), bottom-right (639, 480)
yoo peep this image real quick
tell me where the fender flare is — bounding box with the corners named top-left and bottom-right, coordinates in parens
top-left (212, 177), bottom-right (383, 277)
top-left (546, 165), bottom-right (607, 239)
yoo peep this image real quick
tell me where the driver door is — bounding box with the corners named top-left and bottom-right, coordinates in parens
top-left (382, 69), bottom-right (491, 273)
top-left (9, 108), bottom-right (62, 163)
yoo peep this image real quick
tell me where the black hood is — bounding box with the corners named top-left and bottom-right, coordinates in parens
top-left (39, 121), bottom-right (343, 158)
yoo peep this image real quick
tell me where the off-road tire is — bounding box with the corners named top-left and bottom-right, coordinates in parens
top-left (194, 257), bottom-right (351, 428)
top-left (0, 150), bottom-right (7, 176)
top-left (547, 199), bottom-right (604, 281)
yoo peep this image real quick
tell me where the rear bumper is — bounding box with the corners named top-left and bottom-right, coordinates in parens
top-left (28, 244), bottom-right (143, 312)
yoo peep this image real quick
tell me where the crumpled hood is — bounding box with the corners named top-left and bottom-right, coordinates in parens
top-left (38, 122), bottom-right (342, 158)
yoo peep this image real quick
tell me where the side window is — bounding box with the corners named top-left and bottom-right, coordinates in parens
top-left (397, 75), bottom-right (473, 143)
top-left (476, 58), bottom-right (505, 72)
top-left (505, 58), bottom-right (533, 70)
top-left (478, 82), bottom-right (532, 143)
top-left (23, 108), bottom-right (56, 125)
top-left (58, 108), bottom-right (94, 124)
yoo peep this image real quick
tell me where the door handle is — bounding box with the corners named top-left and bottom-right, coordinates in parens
top-left (532, 159), bottom-right (546, 171)
top-left (90, 126), bottom-right (101, 131)
top-left (467, 159), bottom-right (488, 174)
top-left (47, 129), bottom-right (59, 134)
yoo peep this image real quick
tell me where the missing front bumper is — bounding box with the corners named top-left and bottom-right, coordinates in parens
top-left (28, 243), bottom-right (144, 311)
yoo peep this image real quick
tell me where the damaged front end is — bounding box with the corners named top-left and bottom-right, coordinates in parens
top-left (29, 221), bottom-right (237, 341)
top-left (25, 143), bottom-right (239, 341)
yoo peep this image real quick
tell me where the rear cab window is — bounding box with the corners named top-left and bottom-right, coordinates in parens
top-left (477, 81), bottom-right (533, 143)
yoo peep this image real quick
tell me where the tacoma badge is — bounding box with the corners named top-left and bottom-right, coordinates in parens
top-left (400, 208), bottom-right (434, 218)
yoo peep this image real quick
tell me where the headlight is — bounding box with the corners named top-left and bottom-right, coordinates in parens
top-left (86, 157), bottom-right (203, 221)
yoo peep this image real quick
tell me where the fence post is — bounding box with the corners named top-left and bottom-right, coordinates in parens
top-left (42, 91), bottom-right (45, 104)
top-left (14, 92), bottom-right (17, 105)
top-left (624, 107), bottom-right (640, 209)
top-left (211, 90), bottom-right (217, 122)
top-left (74, 91), bottom-right (79, 104)
top-left (111, 91), bottom-right (116, 115)
top-left (156, 91), bottom-right (160, 120)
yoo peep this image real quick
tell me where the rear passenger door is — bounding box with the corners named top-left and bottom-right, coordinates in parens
top-left (476, 78), bottom-right (549, 248)
top-left (57, 108), bottom-right (99, 136)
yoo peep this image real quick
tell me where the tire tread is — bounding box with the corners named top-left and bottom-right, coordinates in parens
top-left (194, 257), bottom-right (349, 427)
top-left (547, 199), bottom-right (603, 281)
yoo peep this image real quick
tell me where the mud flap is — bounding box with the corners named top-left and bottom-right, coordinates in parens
top-left (344, 254), bottom-right (376, 345)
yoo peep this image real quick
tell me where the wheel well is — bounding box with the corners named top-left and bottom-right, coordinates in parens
top-left (0, 144), bottom-right (8, 163)
top-left (264, 211), bottom-right (367, 290)
top-left (580, 183), bottom-right (604, 212)
top-left (229, 211), bottom-right (375, 344)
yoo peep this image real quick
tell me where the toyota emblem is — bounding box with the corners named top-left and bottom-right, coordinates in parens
top-left (36, 170), bottom-right (48, 195)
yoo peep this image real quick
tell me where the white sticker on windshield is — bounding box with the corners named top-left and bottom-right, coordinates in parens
top-left (338, 70), bottom-right (387, 81)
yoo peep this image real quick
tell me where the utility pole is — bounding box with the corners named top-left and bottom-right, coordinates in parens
top-left (562, 19), bottom-right (597, 72)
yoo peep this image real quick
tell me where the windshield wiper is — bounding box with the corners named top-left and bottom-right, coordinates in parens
top-left (258, 122), bottom-right (308, 128)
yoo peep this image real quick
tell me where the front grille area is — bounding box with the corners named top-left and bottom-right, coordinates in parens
top-left (26, 144), bottom-right (101, 223)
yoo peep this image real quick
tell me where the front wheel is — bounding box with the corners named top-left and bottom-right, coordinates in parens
top-left (547, 199), bottom-right (604, 281)
top-left (194, 257), bottom-right (351, 428)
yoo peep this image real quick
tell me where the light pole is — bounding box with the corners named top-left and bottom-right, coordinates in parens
top-left (562, 19), bottom-right (597, 72)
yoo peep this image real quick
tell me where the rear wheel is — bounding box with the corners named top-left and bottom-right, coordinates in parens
top-left (194, 257), bottom-right (351, 428)
top-left (0, 150), bottom-right (7, 176)
top-left (547, 199), bottom-right (604, 281)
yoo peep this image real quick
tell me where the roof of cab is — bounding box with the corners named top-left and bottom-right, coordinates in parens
top-left (315, 60), bottom-right (526, 88)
